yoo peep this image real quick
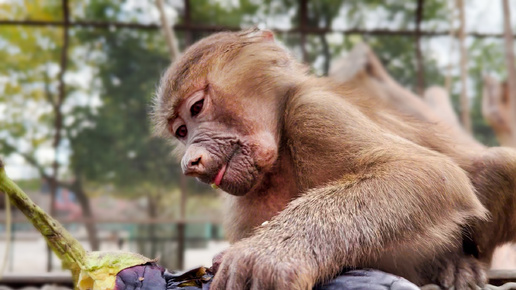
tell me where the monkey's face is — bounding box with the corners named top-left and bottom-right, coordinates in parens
top-left (154, 29), bottom-right (299, 196)
top-left (167, 83), bottom-right (279, 196)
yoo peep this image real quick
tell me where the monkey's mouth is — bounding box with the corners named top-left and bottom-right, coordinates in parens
top-left (210, 147), bottom-right (238, 189)
top-left (212, 164), bottom-right (227, 187)
top-left (209, 145), bottom-right (260, 196)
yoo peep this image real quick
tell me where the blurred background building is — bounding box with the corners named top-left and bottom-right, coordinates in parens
top-left (0, 0), bottom-right (516, 285)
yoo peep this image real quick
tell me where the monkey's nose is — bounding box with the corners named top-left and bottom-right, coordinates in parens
top-left (181, 146), bottom-right (209, 176)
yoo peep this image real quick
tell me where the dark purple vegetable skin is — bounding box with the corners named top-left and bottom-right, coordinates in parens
top-left (114, 263), bottom-right (166, 290)
top-left (114, 264), bottom-right (418, 290)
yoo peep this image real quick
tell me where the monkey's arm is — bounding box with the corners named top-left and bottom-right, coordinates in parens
top-left (211, 158), bottom-right (486, 289)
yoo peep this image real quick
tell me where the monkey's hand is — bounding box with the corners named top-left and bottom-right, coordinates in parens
top-left (210, 232), bottom-right (317, 290)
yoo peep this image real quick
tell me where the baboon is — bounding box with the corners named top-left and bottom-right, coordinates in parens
top-left (153, 29), bottom-right (516, 289)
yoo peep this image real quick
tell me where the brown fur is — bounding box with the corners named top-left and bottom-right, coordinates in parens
top-left (152, 29), bottom-right (511, 289)
top-left (341, 72), bottom-right (516, 266)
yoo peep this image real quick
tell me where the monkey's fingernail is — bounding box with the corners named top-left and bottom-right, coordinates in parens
top-left (211, 183), bottom-right (219, 189)
top-left (261, 221), bottom-right (269, 226)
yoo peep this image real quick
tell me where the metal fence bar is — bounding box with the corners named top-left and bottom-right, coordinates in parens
top-left (0, 20), bottom-right (513, 38)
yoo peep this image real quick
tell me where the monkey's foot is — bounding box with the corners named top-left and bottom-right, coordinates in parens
top-left (426, 254), bottom-right (487, 289)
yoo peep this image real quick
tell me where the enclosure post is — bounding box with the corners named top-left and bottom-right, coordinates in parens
top-left (177, 222), bottom-right (185, 269)
top-left (211, 223), bottom-right (218, 240)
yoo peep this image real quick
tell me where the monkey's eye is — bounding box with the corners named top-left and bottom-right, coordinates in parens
top-left (190, 99), bottom-right (204, 117)
top-left (175, 125), bottom-right (188, 138)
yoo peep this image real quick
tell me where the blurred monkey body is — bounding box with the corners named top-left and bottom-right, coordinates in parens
top-left (152, 29), bottom-right (516, 289)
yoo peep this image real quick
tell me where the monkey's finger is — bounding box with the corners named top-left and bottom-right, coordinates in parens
top-left (454, 258), bottom-right (485, 289)
top-left (210, 262), bottom-right (230, 290)
top-left (226, 262), bottom-right (252, 290)
top-left (211, 249), bottom-right (228, 274)
top-left (251, 262), bottom-right (300, 290)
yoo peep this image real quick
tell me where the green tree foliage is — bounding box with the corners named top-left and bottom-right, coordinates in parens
top-left (0, 1), bottom-right (65, 165)
top-left (0, 0), bottom-right (104, 252)
top-left (71, 2), bottom-right (179, 194)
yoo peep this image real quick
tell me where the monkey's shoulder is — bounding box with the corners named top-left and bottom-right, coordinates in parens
top-left (282, 85), bottom-right (387, 152)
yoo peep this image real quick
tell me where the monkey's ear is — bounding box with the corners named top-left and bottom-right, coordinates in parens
top-left (243, 28), bottom-right (275, 42)
top-left (261, 30), bottom-right (275, 42)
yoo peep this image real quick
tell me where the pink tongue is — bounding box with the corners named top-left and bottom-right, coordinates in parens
top-left (214, 164), bottom-right (227, 186)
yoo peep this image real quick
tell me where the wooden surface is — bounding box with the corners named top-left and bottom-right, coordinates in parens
top-left (0, 273), bottom-right (73, 287)
top-left (488, 269), bottom-right (516, 286)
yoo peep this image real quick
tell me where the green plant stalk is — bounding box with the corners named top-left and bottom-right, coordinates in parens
top-left (0, 192), bottom-right (12, 279)
top-left (0, 159), bottom-right (86, 283)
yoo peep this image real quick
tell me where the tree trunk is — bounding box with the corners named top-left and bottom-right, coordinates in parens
top-left (299, 0), bottom-right (309, 63)
top-left (70, 176), bottom-right (100, 251)
top-left (156, 0), bottom-right (186, 269)
top-left (46, 176), bottom-right (58, 271)
top-left (445, 0), bottom-right (456, 93)
top-left (320, 33), bottom-right (330, 76)
top-left (156, 0), bottom-right (180, 61)
top-left (414, 0), bottom-right (425, 96)
top-left (147, 194), bottom-right (158, 258)
top-left (502, 0), bottom-right (516, 132)
top-left (457, 0), bottom-right (471, 132)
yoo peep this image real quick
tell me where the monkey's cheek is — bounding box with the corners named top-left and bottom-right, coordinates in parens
top-left (218, 168), bottom-right (256, 196)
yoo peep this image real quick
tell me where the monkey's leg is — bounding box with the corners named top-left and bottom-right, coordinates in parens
top-left (468, 147), bottom-right (516, 263)
top-left (211, 160), bottom-right (486, 290)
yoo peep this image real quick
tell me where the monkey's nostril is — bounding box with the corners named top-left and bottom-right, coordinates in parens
top-left (190, 156), bottom-right (202, 167)
top-left (182, 149), bottom-right (208, 176)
